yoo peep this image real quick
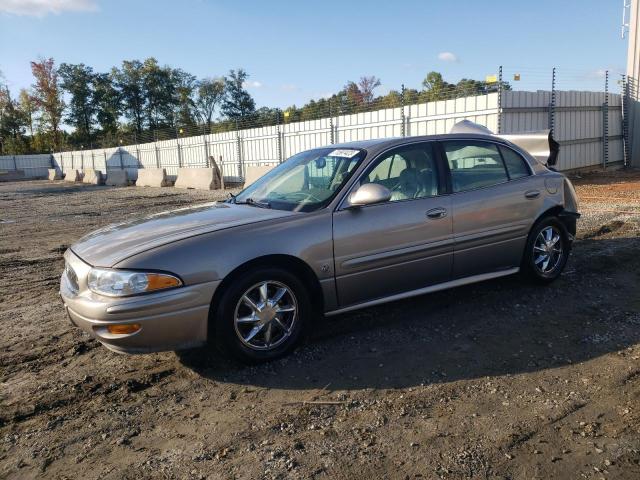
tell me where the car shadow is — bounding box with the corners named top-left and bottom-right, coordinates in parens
top-left (177, 236), bottom-right (640, 391)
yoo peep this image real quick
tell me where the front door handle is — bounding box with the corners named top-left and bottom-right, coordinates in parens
top-left (426, 207), bottom-right (447, 219)
top-left (525, 190), bottom-right (541, 199)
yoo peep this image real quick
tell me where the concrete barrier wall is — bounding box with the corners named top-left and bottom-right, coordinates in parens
top-left (64, 170), bottom-right (82, 182)
top-left (105, 170), bottom-right (129, 186)
top-left (48, 169), bottom-right (62, 180)
top-left (136, 168), bottom-right (170, 187)
top-left (174, 167), bottom-right (221, 190)
top-left (244, 165), bottom-right (275, 187)
top-left (82, 169), bottom-right (104, 185)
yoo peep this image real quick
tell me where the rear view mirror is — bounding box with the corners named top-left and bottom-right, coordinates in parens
top-left (315, 158), bottom-right (327, 169)
top-left (348, 183), bottom-right (391, 208)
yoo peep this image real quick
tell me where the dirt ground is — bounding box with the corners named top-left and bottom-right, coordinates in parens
top-left (1, 170), bottom-right (639, 480)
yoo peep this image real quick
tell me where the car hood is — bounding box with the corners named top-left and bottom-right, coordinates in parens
top-left (71, 202), bottom-right (295, 267)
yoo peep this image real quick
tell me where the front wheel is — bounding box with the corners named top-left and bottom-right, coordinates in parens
top-left (211, 267), bottom-right (310, 363)
top-left (521, 217), bottom-right (570, 284)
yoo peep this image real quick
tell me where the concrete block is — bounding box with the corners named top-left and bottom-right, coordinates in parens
top-left (136, 168), bottom-right (170, 187)
top-left (82, 169), bottom-right (104, 185)
top-left (244, 164), bottom-right (275, 187)
top-left (48, 169), bottom-right (63, 181)
top-left (0, 170), bottom-right (26, 182)
top-left (64, 170), bottom-right (83, 182)
top-left (105, 169), bottom-right (129, 187)
top-left (174, 167), bottom-right (221, 190)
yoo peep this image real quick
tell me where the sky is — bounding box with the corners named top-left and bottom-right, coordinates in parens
top-left (0, 0), bottom-right (630, 109)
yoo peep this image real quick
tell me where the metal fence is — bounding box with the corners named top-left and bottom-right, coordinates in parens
top-left (0, 86), bottom-right (625, 181)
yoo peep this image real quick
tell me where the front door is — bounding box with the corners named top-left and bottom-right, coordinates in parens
top-left (332, 142), bottom-right (453, 307)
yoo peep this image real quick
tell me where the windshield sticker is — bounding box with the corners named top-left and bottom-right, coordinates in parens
top-left (328, 149), bottom-right (360, 158)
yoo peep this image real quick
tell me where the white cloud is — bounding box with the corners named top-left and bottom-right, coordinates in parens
top-left (280, 83), bottom-right (298, 92)
top-left (242, 80), bottom-right (262, 89)
top-left (0, 0), bottom-right (98, 17)
top-left (437, 51), bottom-right (459, 63)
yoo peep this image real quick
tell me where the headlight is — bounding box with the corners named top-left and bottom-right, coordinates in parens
top-left (87, 268), bottom-right (182, 297)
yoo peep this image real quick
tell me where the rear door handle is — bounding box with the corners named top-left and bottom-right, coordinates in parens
top-left (426, 207), bottom-right (447, 219)
top-left (525, 190), bottom-right (541, 199)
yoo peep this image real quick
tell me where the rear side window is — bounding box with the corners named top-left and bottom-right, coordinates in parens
top-left (500, 146), bottom-right (530, 179)
top-left (443, 141), bottom-right (508, 192)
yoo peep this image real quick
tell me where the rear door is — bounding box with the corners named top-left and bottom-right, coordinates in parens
top-left (440, 140), bottom-right (543, 278)
top-left (332, 142), bottom-right (453, 307)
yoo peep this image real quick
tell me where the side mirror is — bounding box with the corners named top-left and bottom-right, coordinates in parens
top-left (347, 183), bottom-right (391, 208)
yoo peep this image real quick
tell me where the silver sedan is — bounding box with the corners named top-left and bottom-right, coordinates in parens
top-left (60, 130), bottom-right (579, 362)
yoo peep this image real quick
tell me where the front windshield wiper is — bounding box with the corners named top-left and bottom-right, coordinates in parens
top-left (235, 197), bottom-right (271, 209)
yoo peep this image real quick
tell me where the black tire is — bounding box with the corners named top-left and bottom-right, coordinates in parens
top-left (521, 216), bottom-right (570, 284)
top-left (211, 267), bottom-right (310, 363)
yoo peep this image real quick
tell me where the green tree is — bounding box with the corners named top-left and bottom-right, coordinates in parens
top-left (221, 69), bottom-right (256, 120)
top-left (195, 77), bottom-right (225, 130)
top-left (30, 58), bottom-right (64, 150)
top-left (59, 63), bottom-right (96, 145)
top-left (172, 69), bottom-right (197, 128)
top-left (18, 89), bottom-right (35, 137)
top-left (113, 60), bottom-right (145, 134)
top-left (93, 72), bottom-right (120, 135)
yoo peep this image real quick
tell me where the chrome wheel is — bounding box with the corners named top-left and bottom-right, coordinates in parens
top-left (233, 281), bottom-right (298, 351)
top-left (533, 226), bottom-right (564, 274)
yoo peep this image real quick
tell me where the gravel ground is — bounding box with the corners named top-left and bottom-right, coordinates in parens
top-left (1, 171), bottom-right (639, 480)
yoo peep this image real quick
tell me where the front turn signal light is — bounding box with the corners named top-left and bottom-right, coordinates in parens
top-left (107, 323), bottom-right (141, 335)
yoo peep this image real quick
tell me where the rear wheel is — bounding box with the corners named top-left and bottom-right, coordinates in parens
top-left (522, 217), bottom-right (570, 283)
top-left (211, 267), bottom-right (310, 363)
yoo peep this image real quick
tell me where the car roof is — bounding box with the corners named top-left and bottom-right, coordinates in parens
top-left (329, 133), bottom-right (510, 155)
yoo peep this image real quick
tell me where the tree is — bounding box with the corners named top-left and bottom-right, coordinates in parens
top-left (141, 58), bottom-right (174, 129)
top-left (18, 89), bottom-right (35, 136)
top-left (358, 76), bottom-right (381, 104)
top-left (59, 63), bottom-right (95, 145)
top-left (0, 86), bottom-right (29, 154)
top-left (422, 71), bottom-right (454, 101)
top-left (30, 58), bottom-right (64, 149)
top-left (221, 69), bottom-right (256, 120)
top-left (92, 72), bottom-right (120, 135)
top-left (195, 77), bottom-right (225, 130)
top-left (172, 68), bottom-right (197, 127)
top-left (113, 60), bottom-right (145, 134)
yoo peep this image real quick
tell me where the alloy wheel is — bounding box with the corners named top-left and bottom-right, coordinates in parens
top-left (233, 281), bottom-right (298, 351)
top-left (533, 226), bottom-right (564, 274)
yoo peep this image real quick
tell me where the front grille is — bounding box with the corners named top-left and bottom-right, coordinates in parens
top-left (65, 263), bottom-right (79, 293)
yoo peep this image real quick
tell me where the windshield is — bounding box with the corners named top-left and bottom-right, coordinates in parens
top-left (233, 147), bottom-right (366, 212)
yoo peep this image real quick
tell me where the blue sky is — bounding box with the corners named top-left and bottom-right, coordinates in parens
top-left (0, 0), bottom-right (629, 108)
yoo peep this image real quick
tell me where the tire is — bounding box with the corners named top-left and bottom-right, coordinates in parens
top-left (211, 267), bottom-right (310, 363)
top-left (521, 216), bottom-right (570, 284)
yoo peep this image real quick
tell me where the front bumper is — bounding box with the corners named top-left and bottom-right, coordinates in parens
top-left (60, 249), bottom-right (220, 354)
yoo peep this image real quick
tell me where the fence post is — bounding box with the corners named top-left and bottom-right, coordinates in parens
top-left (603, 70), bottom-right (609, 169)
top-left (119, 147), bottom-right (124, 170)
top-left (497, 66), bottom-right (503, 134)
top-left (622, 74), bottom-right (630, 167)
top-left (276, 111), bottom-right (283, 164)
top-left (91, 150), bottom-right (95, 169)
top-left (329, 99), bottom-right (335, 144)
top-left (235, 119), bottom-right (243, 179)
top-left (103, 150), bottom-right (107, 172)
top-left (549, 67), bottom-right (556, 135)
top-left (154, 142), bottom-right (160, 168)
top-left (176, 138), bottom-right (182, 168)
top-left (12, 155), bottom-right (17, 171)
top-left (400, 84), bottom-right (406, 137)
top-left (203, 133), bottom-right (209, 167)
top-left (80, 150), bottom-right (84, 170)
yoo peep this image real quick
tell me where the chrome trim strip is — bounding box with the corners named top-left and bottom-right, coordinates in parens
top-left (324, 267), bottom-right (519, 316)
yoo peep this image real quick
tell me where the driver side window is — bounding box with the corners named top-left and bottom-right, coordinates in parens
top-left (364, 143), bottom-right (439, 202)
